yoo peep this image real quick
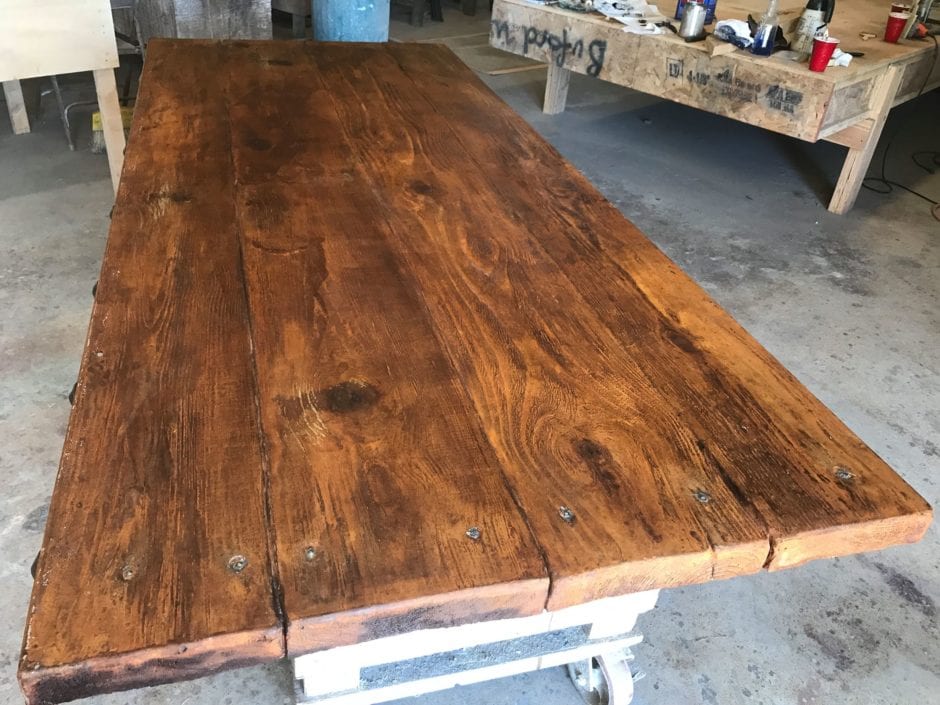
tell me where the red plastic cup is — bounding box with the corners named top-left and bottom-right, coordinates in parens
top-left (809, 36), bottom-right (839, 71)
top-left (885, 11), bottom-right (910, 42)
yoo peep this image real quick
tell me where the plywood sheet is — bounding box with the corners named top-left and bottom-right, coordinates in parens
top-left (0, 0), bottom-right (118, 81)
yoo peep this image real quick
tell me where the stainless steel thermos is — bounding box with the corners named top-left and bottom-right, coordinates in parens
top-left (679, 0), bottom-right (707, 37)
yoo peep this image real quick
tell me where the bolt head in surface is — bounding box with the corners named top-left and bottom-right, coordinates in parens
top-left (558, 506), bottom-right (576, 523)
top-left (835, 466), bottom-right (854, 481)
top-left (693, 489), bottom-right (711, 504)
top-left (120, 566), bottom-right (134, 581)
top-left (465, 527), bottom-right (482, 541)
top-left (228, 555), bottom-right (248, 573)
top-left (304, 546), bottom-right (317, 560)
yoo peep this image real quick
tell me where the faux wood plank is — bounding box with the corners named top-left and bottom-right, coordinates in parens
top-left (304, 42), bottom-right (931, 609)
top-left (221, 41), bottom-right (549, 656)
top-left (18, 43), bottom-right (282, 705)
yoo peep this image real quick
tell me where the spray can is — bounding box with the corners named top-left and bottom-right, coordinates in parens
top-left (679, 0), bottom-right (707, 38)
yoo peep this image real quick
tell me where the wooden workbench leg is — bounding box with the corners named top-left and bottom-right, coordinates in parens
top-left (543, 63), bottom-right (571, 115)
top-left (828, 65), bottom-right (902, 215)
top-left (93, 68), bottom-right (126, 195)
top-left (292, 12), bottom-right (306, 38)
top-left (411, 0), bottom-right (427, 26)
top-left (3, 80), bottom-right (31, 135)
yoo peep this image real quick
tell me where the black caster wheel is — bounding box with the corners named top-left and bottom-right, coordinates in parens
top-left (69, 382), bottom-right (77, 405)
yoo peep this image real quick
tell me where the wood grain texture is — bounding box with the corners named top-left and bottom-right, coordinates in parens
top-left (19, 42), bottom-right (282, 705)
top-left (221, 40), bottom-right (549, 656)
top-left (19, 39), bottom-right (931, 704)
top-left (384, 42), bottom-right (931, 600)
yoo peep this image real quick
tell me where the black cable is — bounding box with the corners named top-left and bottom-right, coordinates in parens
top-left (860, 34), bottom-right (940, 220)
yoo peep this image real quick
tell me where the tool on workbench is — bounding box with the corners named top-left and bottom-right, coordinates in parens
top-left (750, 0), bottom-right (780, 54)
top-left (678, 0), bottom-right (707, 37)
top-left (792, 0), bottom-right (835, 55)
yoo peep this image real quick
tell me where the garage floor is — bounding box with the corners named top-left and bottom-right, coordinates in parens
top-left (1, 6), bottom-right (937, 705)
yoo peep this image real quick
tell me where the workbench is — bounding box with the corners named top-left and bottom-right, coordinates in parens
top-left (19, 39), bottom-right (931, 705)
top-left (490, 0), bottom-right (940, 214)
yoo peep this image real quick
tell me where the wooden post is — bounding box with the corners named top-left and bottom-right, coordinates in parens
top-left (543, 63), bottom-right (571, 115)
top-left (291, 12), bottom-right (306, 38)
top-left (828, 65), bottom-right (902, 215)
top-left (93, 68), bottom-right (126, 194)
top-left (411, 0), bottom-right (427, 26)
top-left (3, 80), bottom-right (30, 134)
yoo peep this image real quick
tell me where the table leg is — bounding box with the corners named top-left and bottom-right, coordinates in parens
top-left (543, 63), bottom-right (571, 115)
top-left (3, 80), bottom-right (31, 134)
top-left (292, 12), bottom-right (306, 38)
top-left (828, 65), bottom-right (902, 215)
top-left (93, 67), bottom-right (126, 195)
top-left (411, 0), bottom-right (427, 26)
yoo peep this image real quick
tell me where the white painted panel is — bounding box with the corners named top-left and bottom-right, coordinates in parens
top-left (0, 0), bottom-right (119, 81)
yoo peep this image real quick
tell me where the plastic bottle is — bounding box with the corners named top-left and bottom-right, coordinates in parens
top-left (750, 0), bottom-right (780, 56)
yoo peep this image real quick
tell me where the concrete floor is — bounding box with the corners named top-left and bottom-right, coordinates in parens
top-left (1, 6), bottom-right (938, 705)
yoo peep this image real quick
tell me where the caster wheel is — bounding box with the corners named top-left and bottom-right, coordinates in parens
top-left (31, 552), bottom-right (39, 578)
top-left (567, 652), bottom-right (637, 705)
top-left (92, 281), bottom-right (98, 298)
top-left (68, 382), bottom-right (77, 406)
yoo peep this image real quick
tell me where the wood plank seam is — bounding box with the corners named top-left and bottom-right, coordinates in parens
top-left (220, 51), bottom-right (290, 653)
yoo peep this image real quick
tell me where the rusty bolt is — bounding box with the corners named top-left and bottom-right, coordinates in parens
top-left (120, 565), bottom-right (135, 581)
top-left (465, 527), bottom-right (482, 541)
top-left (304, 546), bottom-right (317, 560)
top-left (228, 555), bottom-right (248, 573)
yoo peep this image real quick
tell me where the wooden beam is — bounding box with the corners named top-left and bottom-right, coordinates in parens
top-left (828, 65), bottom-right (903, 214)
top-left (3, 80), bottom-right (30, 134)
top-left (92, 68), bottom-right (126, 194)
top-left (543, 63), bottom-right (571, 115)
top-left (823, 117), bottom-right (875, 151)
